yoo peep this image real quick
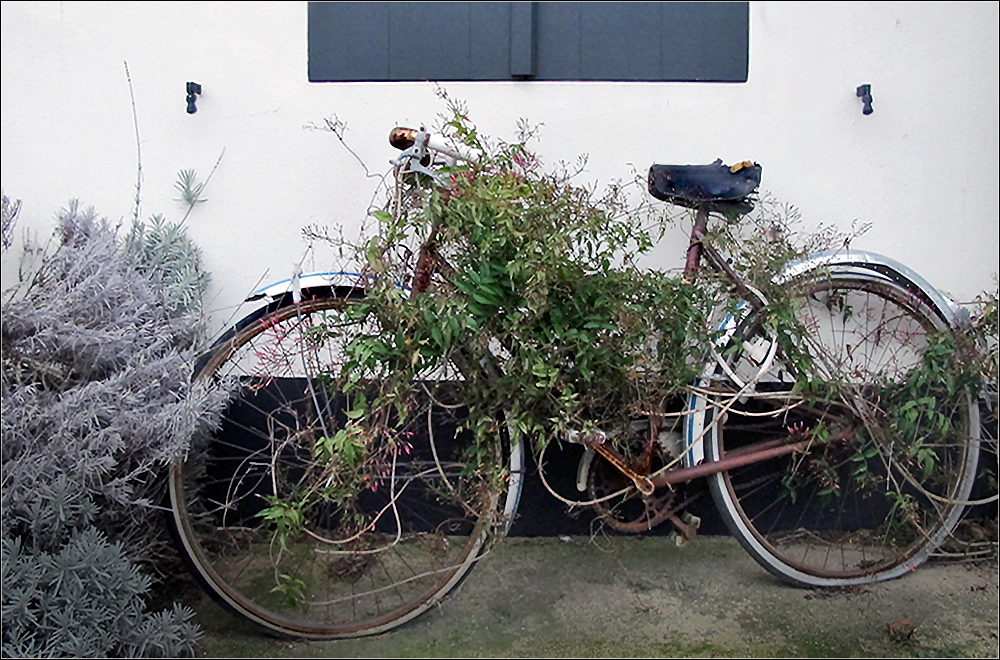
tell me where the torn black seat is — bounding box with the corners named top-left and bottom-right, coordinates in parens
top-left (648, 160), bottom-right (762, 215)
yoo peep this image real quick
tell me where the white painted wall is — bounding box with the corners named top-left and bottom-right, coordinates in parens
top-left (3, 1), bottom-right (997, 335)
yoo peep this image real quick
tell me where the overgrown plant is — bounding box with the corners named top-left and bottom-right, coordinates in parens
top-left (259, 101), bottom-right (841, 548)
top-left (353, 126), bottom-right (716, 447)
top-left (955, 284), bottom-right (999, 551)
top-left (300, 100), bottom-right (995, 550)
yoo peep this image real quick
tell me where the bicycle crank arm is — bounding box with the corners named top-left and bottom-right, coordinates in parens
top-left (568, 430), bottom-right (655, 496)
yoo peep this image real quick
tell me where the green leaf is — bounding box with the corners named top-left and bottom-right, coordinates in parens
top-left (850, 462), bottom-right (869, 477)
top-left (471, 289), bottom-right (500, 306)
top-left (431, 324), bottom-right (445, 348)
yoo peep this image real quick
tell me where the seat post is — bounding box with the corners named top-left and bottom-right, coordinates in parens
top-left (683, 205), bottom-right (711, 282)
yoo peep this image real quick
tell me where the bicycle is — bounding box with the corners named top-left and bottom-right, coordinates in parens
top-left (168, 123), bottom-right (982, 639)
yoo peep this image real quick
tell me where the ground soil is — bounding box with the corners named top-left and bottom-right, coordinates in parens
top-left (190, 534), bottom-right (998, 658)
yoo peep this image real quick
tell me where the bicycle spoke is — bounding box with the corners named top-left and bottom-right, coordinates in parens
top-left (170, 296), bottom-right (519, 638)
top-left (704, 274), bottom-right (978, 585)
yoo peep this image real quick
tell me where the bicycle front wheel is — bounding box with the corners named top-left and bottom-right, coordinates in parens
top-left (697, 270), bottom-right (979, 586)
top-left (169, 292), bottom-right (524, 638)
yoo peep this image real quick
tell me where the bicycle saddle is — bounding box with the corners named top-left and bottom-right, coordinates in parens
top-left (648, 160), bottom-right (761, 215)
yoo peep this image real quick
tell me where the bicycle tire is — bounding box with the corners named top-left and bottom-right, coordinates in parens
top-left (694, 268), bottom-right (980, 586)
top-left (169, 292), bottom-right (524, 638)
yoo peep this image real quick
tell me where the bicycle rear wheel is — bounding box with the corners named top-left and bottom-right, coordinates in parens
top-left (696, 270), bottom-right (979, 586)
top-left (169, 292), bottom-right (523, 638)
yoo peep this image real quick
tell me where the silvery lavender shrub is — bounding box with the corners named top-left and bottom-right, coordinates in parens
top-left (2, 527), bottom-right (202, 658)
top-left (1, 196), bottom-right (228, 657)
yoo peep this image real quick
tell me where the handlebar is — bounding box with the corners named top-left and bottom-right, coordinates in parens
top-left (389, 127), bottom-right (480, 164)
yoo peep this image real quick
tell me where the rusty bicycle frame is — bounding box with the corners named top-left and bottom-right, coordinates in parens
top-left (391, 127), bottom-right (852, 512)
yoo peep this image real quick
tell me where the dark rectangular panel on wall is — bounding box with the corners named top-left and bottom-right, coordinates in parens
top-left (308, 2), bottom-right (748, 82)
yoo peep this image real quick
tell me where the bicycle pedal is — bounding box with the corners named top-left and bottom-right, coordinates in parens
top-left (668, 531), bottom-right (687, 547)
top-left (680, 512), bottom-right (702, 530)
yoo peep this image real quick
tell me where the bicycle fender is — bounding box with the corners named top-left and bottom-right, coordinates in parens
top-left (246, 271), bottom-right (366, 305)
top-left (777, 249), bottom-right (967, 328)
